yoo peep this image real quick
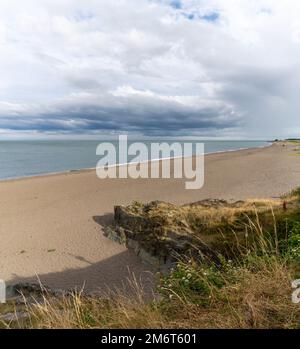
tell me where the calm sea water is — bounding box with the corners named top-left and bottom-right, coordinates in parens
top-left (0, 140), bottom-right (268, 180)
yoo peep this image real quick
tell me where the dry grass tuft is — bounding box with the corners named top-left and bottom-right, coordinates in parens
top-left (26, 276), bottom-right (166, 329)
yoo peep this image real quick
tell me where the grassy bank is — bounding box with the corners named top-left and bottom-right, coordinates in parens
top-left (2, 189), bottom-right (300, 329)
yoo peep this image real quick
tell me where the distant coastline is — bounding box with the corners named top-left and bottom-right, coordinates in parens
top-left (0, 140), bottom-right (269, 182)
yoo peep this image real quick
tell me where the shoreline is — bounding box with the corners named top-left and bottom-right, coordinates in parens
top-left (0, 142), bottom-right (271, 184)
top-left (0, 140), bottom-right (298, 293)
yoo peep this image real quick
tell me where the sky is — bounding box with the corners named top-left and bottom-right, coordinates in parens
top-left (0, 0), bottom-right (299, 139)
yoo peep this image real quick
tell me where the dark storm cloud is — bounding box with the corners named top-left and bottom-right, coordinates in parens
top-left (0, 0), bottom-right (300, 138)
top-left (0, 95), bottom-right (239, 136)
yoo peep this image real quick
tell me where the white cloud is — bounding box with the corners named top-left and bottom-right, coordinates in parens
top-left (0, 0), bottom-right (299, 138)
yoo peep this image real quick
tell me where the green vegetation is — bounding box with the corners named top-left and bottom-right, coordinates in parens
top-left (2, 189), bottom-right (300, 329)
top-left (285, 139), bottom-right (300, 145)
top-left (286, 138), bottom-right (300, 142)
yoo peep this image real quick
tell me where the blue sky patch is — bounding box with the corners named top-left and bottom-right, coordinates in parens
top-left (170, 0), bottom-right (182, 10)
top-left (201, 12), bottom-right (219, 22)
top-left (182, 11), bottom-right (219, 22)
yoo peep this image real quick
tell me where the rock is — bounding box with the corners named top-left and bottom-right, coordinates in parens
top-left (126, 238), bottom-right (140, 253)
top-left (109, 200), bottom-right (221, 268)
top-left (187, 199), bottom-right (229, 208)
top-left (0, 311), bottom-right (30, 322)
top-left (104, 226), bottom-right (127, 244)
top-left (137, 248), bottom-right (163, 268)
top-left (6, 283), bottom-right (52, 299)
top-left (114, 205), bottom-right (153, 238)
top-left (6, 283), bottom-right (71, 305)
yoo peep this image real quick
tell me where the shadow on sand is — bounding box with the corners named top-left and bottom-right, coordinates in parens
top-left (92, 213), bottom-right (114, 228)
top-left (8, 213), bottom-right (154, 297)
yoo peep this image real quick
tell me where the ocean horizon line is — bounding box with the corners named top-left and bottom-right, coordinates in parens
top-left (0, 140), bottom-right (271, 183)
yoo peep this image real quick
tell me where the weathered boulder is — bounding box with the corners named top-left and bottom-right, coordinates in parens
top-left (107, 198), bottom-right (286, 268)
top-left (111, 200), bottom-right (221, 268)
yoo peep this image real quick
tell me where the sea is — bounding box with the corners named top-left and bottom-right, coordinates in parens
top-left (0, 140), bottom-right (269, 180)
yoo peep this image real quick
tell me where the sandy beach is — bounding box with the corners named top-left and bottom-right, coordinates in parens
top-left (0, 142), bottom-right (299, 293)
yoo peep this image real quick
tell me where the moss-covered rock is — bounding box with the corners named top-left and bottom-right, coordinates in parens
top-left (110, 198), bottom-right (293, 268)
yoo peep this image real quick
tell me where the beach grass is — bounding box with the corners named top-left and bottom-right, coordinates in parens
top-left (3, 188), bottom-right (300, 329)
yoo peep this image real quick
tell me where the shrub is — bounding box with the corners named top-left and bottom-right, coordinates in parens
top-left (158, 260), bottom-right (226, 306)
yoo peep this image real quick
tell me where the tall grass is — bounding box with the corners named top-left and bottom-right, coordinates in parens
top-left (24, 275), bottom-right (166, 329)
top-left (156, 208), bottom-right (300, 328)
top-left (4, 194), bottom-right (300, 329)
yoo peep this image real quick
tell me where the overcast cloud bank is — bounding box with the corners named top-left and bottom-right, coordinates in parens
top-left (0, 0), bottom-right (299, 139)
